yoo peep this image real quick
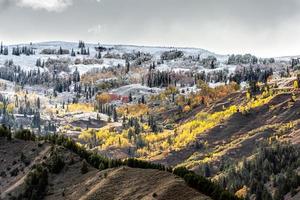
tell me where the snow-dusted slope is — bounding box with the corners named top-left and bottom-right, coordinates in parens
top-left (0, 41), bottom-right (227, 74)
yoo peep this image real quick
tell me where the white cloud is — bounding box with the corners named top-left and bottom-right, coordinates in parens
top-left (16, 0), bottom-right (73, 12)
top-left (88, 24), bottom-right (102, 34)
top-left (14, 0), bottom-right (102, 12)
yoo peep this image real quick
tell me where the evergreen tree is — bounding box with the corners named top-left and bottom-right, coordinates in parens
top-left (81, 160), bottom-right (89, 174)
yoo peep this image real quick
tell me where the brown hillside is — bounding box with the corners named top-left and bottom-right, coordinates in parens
top-left (0, 138), bottom-right (211, 200)
top-left (152, 92), bottom-right (300, 169)
top-left (0, 138), bottom-right (51, 198)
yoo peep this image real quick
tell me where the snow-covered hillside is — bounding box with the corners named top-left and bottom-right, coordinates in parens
top-left (0, 41), bottom-right (227, 75)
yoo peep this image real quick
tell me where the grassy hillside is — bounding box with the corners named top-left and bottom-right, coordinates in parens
top-left (149, 85), bottom-right (300, 199)
top-left (1, 128), bottom-right (241, 200)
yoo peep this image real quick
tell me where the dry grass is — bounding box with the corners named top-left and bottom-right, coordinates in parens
top-left (0, 138), bottom-right (210, 200)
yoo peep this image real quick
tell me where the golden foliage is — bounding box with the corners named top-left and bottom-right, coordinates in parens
top-left (174, 91), bottom-right (275, 150)
top-left (235, 186), bottom-right (248, 199)
top-left (67, 103), bottom-right (94, 112)
top-left (79, 127), bottom-right (130, 149)
top-left (78, 129), bottom-right (93, 141)
top-left (294, 80), bottom-right (299, 89)
top-left (144, 131), bottom-right (172, 144)
top-left (96, 92), bottom-right (111, 104)
top-left (174, 105), bottom-right (238, 149)
top-left (7, 103), bottom-right (14, 113)
top-left (183, 105), bottom-right (191, 112)
top-left (179, 82), bottom-right (239, 109)
top-left (81, 71), bottom-right (115, 84)
top-left (76, 85), bottom-right (277, 159)
top-left (117, 104), bottom-right (149, 117)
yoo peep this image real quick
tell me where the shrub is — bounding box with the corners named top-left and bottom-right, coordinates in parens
top-left (21, 153), bottom-right (30, 166)
top-left (22, 164), bottom-right (48, 200)
top-left (48, 150), bottom-right (65, 174)
top-left (14, 129), bottom-right (36, 141)
top-left (0, 125), bottom-right (11, 138)
top-left (81, 160), bottom-right (89, 174)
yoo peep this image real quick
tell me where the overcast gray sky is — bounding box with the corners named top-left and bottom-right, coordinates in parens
top-left (0, 0), bottom-right (299, 57)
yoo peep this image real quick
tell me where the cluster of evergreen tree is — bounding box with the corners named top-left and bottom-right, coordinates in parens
top-left (0, 124), bottom-right (12, 140)
top-left (147, 115), bottom-right (160, 132)
top-left (95, 51), bottom-right (102, 59)
top-left (122, 51), bottom-right (152, 61)
top-left (132, 53), bottom-right (152, 66)
top-left (0, 62), bottom-right (99, 103)
top-left (123, 117), bottom-right (142, 133)
top-left (77, 40), bottom-right (89, 55)
top-left (71, 48), bottom-right (76, 57)
top-left (260, 58), bottom-right (275, 64)
top-left (146, 71), bottom-right (173, 87)
top-left (201, 55), bottom-right (218, 69)
top-left (80, 47), bottom-right (90, 55)
top-left (125, 60), bottom-right (130, 73)
top-left (291, 58), bottom-right (300, 68)
top-left (83, 86), bottom-right (96, 101)
top-left (227, 54), bottom-right (258, 65)
top-left (137, 95), bottom-right (146, 104)
top-left (32, 111), bottom-right (41, 128)
top-left (57, 46), bottom-right (69, 55)
top-left (18, 147), bottom-right (64, 199)
top-left (44, 121), bottom-right (56, 132)
top-left (97, 103), bottom-right (118, 122)
top-left (145, 68), bottom-right (232, 88)
top-left (53, 78), bottom-right (72, 93)
top-left (0, 65), bottom-right (50, 85)
top-left (47, 148), bottom-right (65, 174)
top-left (125, 158), bottom-right (168, 171)
top-left (12, 45), bottom-right (35, 56)
top-left (4, 59), bottom-right (14, 67)
top-left (17, 97), bottom-right (36, 116)
top-left (35, 58), bottom-right (45, 67)
top-left (21, 164), bottom-right (48, 200)
top-left (218, 141), bottom-right (300, 200)
top-left (78, 40), bottom-right (85, 48)
top-left (0, 42), bottom-right (9, 55)
top-left (148, 62), bottom-right (156, 71)
top-left (121, 115), bottom-right (160, 150)
top-left (174, 167), bottom-right (241, 200)
top-left (161, 50), bottom-right (184, 60)
top-left (72, 82), bottom-right (97, 102)
top-left (229, 66), bottom-right (273, 85)
top-left (72, 67), bottom-right (80, 83)
top-left (121, 117), bottom-right (150, 150)
top-left (14, 129), bottom-right (36, 141)
top-left (194, 69), bottom-right (229, 84)
top-left (186, 54), bottom-right (201, 62)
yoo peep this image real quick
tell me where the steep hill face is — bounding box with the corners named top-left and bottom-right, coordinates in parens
top-left (153, 91), bottom-right (300, 169)
top-left (0, 138), bottom-right (52, 198)
top-left (78, 167), bottom-right (209, 200)
top-left (0, 138), bottom-right (210, 200)
top-left (148, 86), bottom-right (300, 199)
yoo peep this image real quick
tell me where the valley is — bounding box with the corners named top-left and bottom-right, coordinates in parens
top-left (0, 41), bottom-right (299, 200)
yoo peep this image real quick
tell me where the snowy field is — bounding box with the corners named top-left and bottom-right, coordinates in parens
top-left (0, 41), bottom-right (229, 75)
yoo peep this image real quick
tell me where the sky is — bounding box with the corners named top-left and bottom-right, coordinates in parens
top-left (0, 0), bottom-right (300, 57)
